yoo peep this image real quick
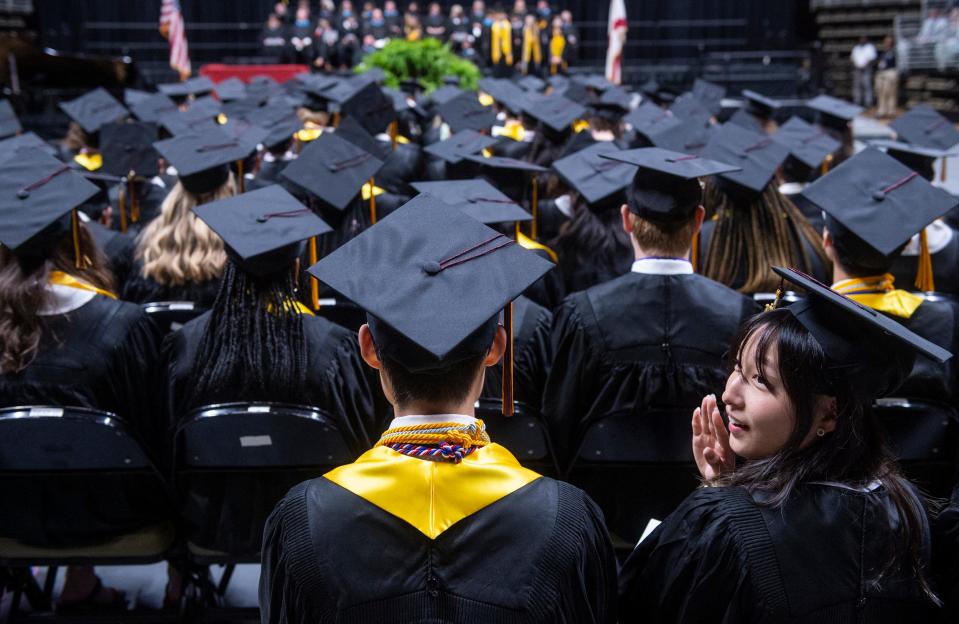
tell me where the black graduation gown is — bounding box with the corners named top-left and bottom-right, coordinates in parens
top-left (934, 482), bottom-right (959, 619)
top-left (544, 272), bottom-right (758, 539)
top-left (121, 261), bottom-right (221, 308)
top-left (889, 297), bottom-right (959, 403)
top-left (86, 220), bottom-right (136, 287)
top-left (259, 445), bottom-right (617, 623)
top-left (891, 230), bottom-right (959, 296)
top-left (620, 484), bottom-right (938, 623)
top-left (161, 311), bottom-right (390, 556)
top-left (481, 295), bottom-right (552, 413)
top-left (0, 295), bottom-right (164, 546)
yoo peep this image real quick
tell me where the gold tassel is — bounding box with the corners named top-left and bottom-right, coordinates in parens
top-left (389, 121), bottom-right (398, 150)
top-left (821, 153), bottom-right (833, 175)
top-left (502, 301), bottom-right (514, 417)
top-left (369, 177), bottom-right (377, 224)
top-left (127, 172), bottom-right (139, 223)
top-left (236, 159), bottom-right (244, 193)
top-left (308, 236), bottom-right (320, 310)
top-left (915, 228), bottom-right (936, 293)
top-left (117, 183), bottom-right (128, 233)
top-left (71, 209), bottom-right (82, 269)
top-left (691, 230), bottom-right (699, 273)
top-left (332, 112), bottom-right (341, 127)
top-left (530, 177), bottom-right (538, 241)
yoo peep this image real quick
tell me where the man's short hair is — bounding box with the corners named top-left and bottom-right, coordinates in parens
top-left (380, 354), bottom-right (487, 407)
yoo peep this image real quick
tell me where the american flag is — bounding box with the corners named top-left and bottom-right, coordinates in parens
top-left (160, 0), bottom-right (191, 79)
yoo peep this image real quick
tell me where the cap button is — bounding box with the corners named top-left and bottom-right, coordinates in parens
top-left (17, 189), bottom-right (29, 199)
top-left (422, 261), bottom-right (441, 275)
top-left (872, 190), bottom-right (886, 202)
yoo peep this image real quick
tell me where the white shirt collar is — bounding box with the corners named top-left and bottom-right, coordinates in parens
top-left (386, 413), bottom-right (478, 430)
top-left (631, 257), bottom-right (694, 276)
top-left (38, 283), bottom-right (96, 316)
top-left (901, 220), bottom-right (954, 256)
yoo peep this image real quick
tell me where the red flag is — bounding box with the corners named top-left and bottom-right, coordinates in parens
top-left (160, 0), bottom-right (191, 80)
top-left (606, 0), bottom-right (628, 85)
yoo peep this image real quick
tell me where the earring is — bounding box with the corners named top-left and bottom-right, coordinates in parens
top-left (816, 427), bottom-right (826, 437)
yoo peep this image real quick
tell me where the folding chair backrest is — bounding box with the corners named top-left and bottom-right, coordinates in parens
top-left (875, 397), bottom-right (957, 462)
top-left (576, 406), bottom-right (694, 464)
top-left (142, 301), bottom-right (207, 333)
top-left (315, 298), bottom-right (366, 333)
top-left (475, 398), bottom-right (559, 475)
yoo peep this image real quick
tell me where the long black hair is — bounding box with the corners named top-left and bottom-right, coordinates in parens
top-left (717, 308), bottom-right (938, 603)
top-left (549, 191), bottom-right (632, 292)
top-left (186, 259), bottom-right (308, 408)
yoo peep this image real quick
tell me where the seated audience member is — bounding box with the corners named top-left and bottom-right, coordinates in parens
top-left (424, 2), bottom-right (448, 39)
top-left (404, 11), bottom-right (422, 40)
top-left (313, 18), bottom-right (341, 70)
top-left (261, 12), bottom-right (289, 62)
top-left (448, 4), bottom-right (471, 51)
top-left (289, 6), bottom-right (316, 65)
top-left (260, 196), bottom-right (616, 623)
top-left (383, 0), bottom-right (403, 37)
top-left (364, 7), bottom-right (390, 43)
top-left (619, 268), bottom-right (951, 623)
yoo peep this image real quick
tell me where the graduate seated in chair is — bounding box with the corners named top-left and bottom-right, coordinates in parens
top-left (259, 195), bottom-right (617, 624)
top-left (619, 268), bottom-right (952, 623)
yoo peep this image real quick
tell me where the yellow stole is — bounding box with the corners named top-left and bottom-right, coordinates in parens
top-left (325, 443), bottom-right (540, 539)
top-left (267, 299), bottom-right (316, 316)
top-left (550, 32), bottom-right (566, 69)
top-left (832, 274), bottom-right (923, 319)
top-left (516, 231), bottom-right (558, 262)
top-left (522, 25), bottom-right (542, 65)
top-left (73, 152), bottom-right (102, 172)
top-left (48, 271), bottom-right (117, 299)
top-left (491, 19), bottom-right (513, 65)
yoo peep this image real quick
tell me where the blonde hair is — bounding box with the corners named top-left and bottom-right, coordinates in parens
top-left (134, 174), bottom-right (235, 286)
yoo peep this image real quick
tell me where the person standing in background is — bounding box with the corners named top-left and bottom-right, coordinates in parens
top-left (489, 6), bottom-right (514, 77)
top-left (561, 9), bottom-right (579, 63)
top-left (424, 2), bottom-right (449, 40)
top-left (520, 13), bottom-right (542, 75)
top-left (875, 35), bottom-right (899, 118)
top-left (547, 14), bottom-right (569, 75)
top-left (850, 36), bottom-right (877, 108)
top-left (260, 12), bottom-right (289, 63)
top-left (383, 0), bottom-right (403, 37)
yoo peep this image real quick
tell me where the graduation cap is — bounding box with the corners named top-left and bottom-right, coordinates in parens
top-left (430, 85), bottom-right (465, 106)
top-left (772, 116), bottom-right (841, 170)
top-left (888, 105), bottom-right (959, 151)
top-left (129, 93), bottom-right (179, 123)
top-left (806, 94), bottom-right (862, 129)
top-left (423, 129), bottom-right (499, 165)
top-left (599, 87), bottom-right (634, 113)
top-left (770, 266), bottom-right (951, 398)
top-left (411, 180), bottom-right (531, 224)
top-left (159, 103), bottom-right (220, 137)
top-left (0, 132), bottom-right (57, 157)
top-left (247, 75), bottom-right (283, 101)
top-left (651, 119), bottom-right (716, 156)
top-left (624, 102), bottom-right (681, 142)
top-left (337, 81), bottom-right (396, 135)
top-left (99, 121), bottom-right (159, 178)
top-left (0, 147), bottom-right (100, 264)
top-left (478, 78), bottom-right (528, 115)
top-left (123, 88), bottom-right (154, 107)
top-left (185, 96), bottom-right (222, 118)
top-left (462, 153), bottom-right (547, 173)
top-left (193, 184), bottom-right (332, 276)
top-left (214, 77), bottom-right (247, 102)
top-left (153, 126), bottom-right (256, 194)
top-left (522, 93), bottom-right (586, 134)
top-left (463, 154), bottom-right (548, 238)
top-left (801, 147), bottom-right (959, 289)
top-left (221, 96), bottom-right (265, 122)
top-left (669, 93), bottom-right (712, 127)
top-left (601, 146), bottom-right (741, 224)
top-left (248, 103), bottom-right (302, 149)
top-left (334, 114), bottom-right (391, 160)
top-left (0, 100), bottom-right (22, 138)
top-left (573, 73), bottom-right (614, 93)
top-left (552, 142), bottom-right (638, 207)
top-left (547, 74), bottom-right (569, 93)
top-left (59, 88), bottom-right (128, 134)
top-left (742, 89), bottom-right (782, 119)
top-left (702, 122), bottom-right (790, 194)
top-left (726, 108), bottom-right (764, 133)
top-left (438, 92), bottom-right (497, 133)
top-left (158, 76), bottom-right (215, 99)
top-left (869, 138), bottom-right (957, 182)
top-left (280, 131), bottom-right (385, 211)
top-left (692, 78), bottom-right (726, 115)
top-left (517, 75), bottom-right (546, 93)
top-left (307, 193), bottom-right (553, 417)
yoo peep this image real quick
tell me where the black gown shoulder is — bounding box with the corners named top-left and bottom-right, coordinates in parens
top-left (891, 229), bottom-right (959, 296)
top-left (86, 220), bottom-right (136, 287)
top-left (620, 483), bottom-right (938, 623)
top-left (895, 297), bottom-right (959, 402)
top-left (482, 295), bottom-right (552, 412)
top-left (121, 261), bottom-right (221, 308)
top-left (259, 475), bottom-right (617, 624)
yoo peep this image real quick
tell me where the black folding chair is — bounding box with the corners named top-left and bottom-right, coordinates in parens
top-left (474, 398), bottom-right (561, 477)
top-left (874, 397), bottom-right (959, 497)
top-left (0, 406), bottom-right (175, 622)
top-left (566, 406), bottom-right (701, 554)
top-left (173, 402), bottom-right (355, 610)
top-left (142, 301), bottom-right (207, 334)
top-left (315, 297), bottom-right (366, 333)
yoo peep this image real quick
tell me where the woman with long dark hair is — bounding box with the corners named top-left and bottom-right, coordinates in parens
top-left (619, 267), bottom-right (951, 622)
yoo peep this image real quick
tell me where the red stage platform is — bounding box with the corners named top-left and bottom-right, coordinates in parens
top-left (199, 63), bottom-right (309, 84)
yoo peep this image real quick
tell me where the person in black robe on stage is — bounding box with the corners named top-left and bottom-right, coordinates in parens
top-left (804, 147), bottom-right (959, 405)
top-left (162, 185), bottom-right (388, 557)
top-left (620, 267), bottom-right (952, 623)
top-left (0, 148), bottom-right (161, 609)
top-left (424, 2), bottom-right (449, 40)
top-left (260, 12), bottom-right (290, 63)
top-left (260, 195), bottom-right (616, 623)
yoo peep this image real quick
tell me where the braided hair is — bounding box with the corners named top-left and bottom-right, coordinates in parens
top-left (186, 258), bottom-right (308, 409)
top-left (702, 180), bottom-right (829, 294)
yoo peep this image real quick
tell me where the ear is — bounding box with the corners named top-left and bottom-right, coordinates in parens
top-left (620, 204), bottom-right (632, 235)
top-left (485, 325), bottom-right (507, 367)
top-left (814, 395), bottom-right (838, 434)
top-left (822, 228), bottom-right (839, 264)
top-left (358, 324), bottom-right (383, 370)
top-left (693, 205), bottom-right (706, 234)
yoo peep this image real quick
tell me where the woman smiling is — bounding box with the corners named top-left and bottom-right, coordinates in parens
top-left (619, 267), bottom-right (952, 623)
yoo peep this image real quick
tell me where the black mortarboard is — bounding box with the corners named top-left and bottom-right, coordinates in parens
top-left (158, 76), bottom-right (215, 99)
top-left (123, 89), bottom-right (153, 107)
top-left (669, 93), bottom-right (712, 127)
top-left (462, 153), bottom-right (547, 173)
top-left (159, 104), bottom-right (219, 137)
top-left (478, 78), bottom-right (529, 115)
top-left (517, 75), bottom-right (546, 93)
top-left (214, 77), bottom-right (247, 102)
top-left (280, 131), bottom-right (385, 210)
top-left (247, 75), bottom-right (282, 101)
top-left (522, 93), bottom-right (586, 134)
top-left (801, 147), bottom-right (959, 267)
top-left (153, 127), bottom-right (254, 194)
top-left (806, 94), bottom-right (862, 129)
top-left (429, 85), bottom-right (464, 106)
top-left (0, 148), bottom-right (100, 259)
top-left (221, 96), bottom-right (265, 122)
top-left (772, 116), bottom-right (841, 170)
top-left (625, 102), bottom-right (680, 142)
top-left (193, 184), bottom-right (332, 276)
top-left (869, 138), bottom-right (957, 181)
top-left (573, 73), bottom-right (614, 93)
top-left (553, 142), bottom-right (638, 206)
top-left (726, 108), bottom-right (764, 133)
top-left (547, 74), bottom-right (569, 93)
top-left (59, 88), bottom-right (128, 134)
top-left (334, 115), bottom-right (391, 160)
top-left (771, 266), bottom-right (951, 397)
top-left (337, 81), bottom-right (397, 135)
top-left (599, 87), bottom-right (634, 113)
top-left (651, 119), bottom-right (716, 156)
top-left (0, 132), bottom-right (57, 156)
top-left (411, 180), bottom-right (531, 224)
top-left (384, 87), bottom-right (414, 113)
top-left (0, 100), bottom-right (22, 138)
top-left (601, 146), bottom-right (741, 222)
top-left (185, 96), bottom-right (222, 117)
top-left (99, 121), bottom-right (159, 178)
top-left (742, 89), bottom-right (782, 119)
top-left (423, 129), bottom-right (498, 164)
top-left (888, 105), bottom-right (959, 151)
top-left (692, 78), bottom-right (726, 115)
top-left (307, 194), bottom-right (553, 372)
top-left (216, 118), bottom-right (270, 155)
top-left (129, 93), bottom-right (179, 123)
top-left (702, 122), bottom-right (790, 194)
top-left (248, 103), bottom-right (302, 149)
top-left (439, 92), bottom-right (496, 133)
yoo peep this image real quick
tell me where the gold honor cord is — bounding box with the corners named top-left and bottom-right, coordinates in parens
top-left (117, 183), bottom-right (128, 233)
top-left (236, 159), bottom-right (244, 193)
top-left (49, 271), bottom-right (117, 299)
top-left (530, 177), bottom-right (538, 240)
top-left (369, 177), bottom-right (377, 225)
top-left (127, 172), bottom-right (139, 223)
top-left (502, 301), bottom-right (514, 416)
top-left (70, 209), bottom-right (82, 269)
top-left (308, 236), bottom-right (319, 311)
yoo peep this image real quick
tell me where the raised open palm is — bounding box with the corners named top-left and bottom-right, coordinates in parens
top-left (691, 394), bottom-right (736, 480)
